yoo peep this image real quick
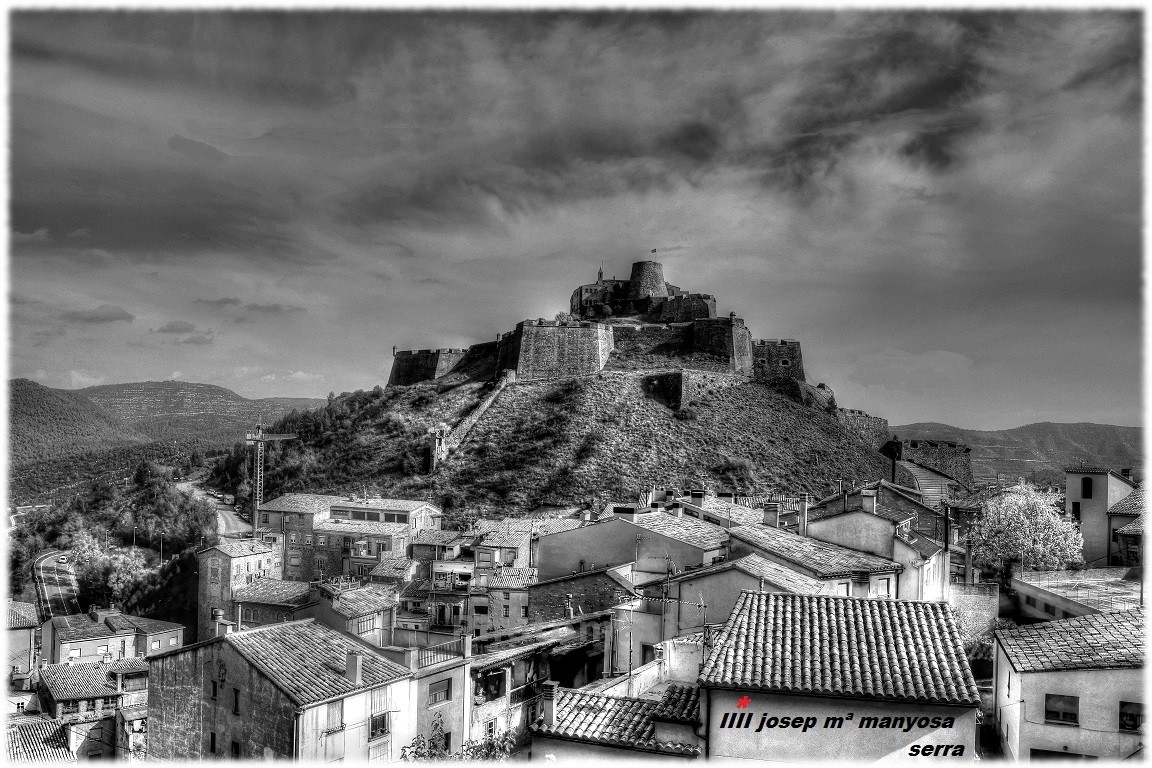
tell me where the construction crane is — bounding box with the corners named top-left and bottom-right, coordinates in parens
top-left (245, 422), bottom-right (297, 515)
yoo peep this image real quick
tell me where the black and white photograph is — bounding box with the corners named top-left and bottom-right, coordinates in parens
top-left (4, 7), bottom-right (1144, 763)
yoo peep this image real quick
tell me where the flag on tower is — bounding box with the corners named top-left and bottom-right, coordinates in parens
top-left (651, 248), bottom-right (657, 253)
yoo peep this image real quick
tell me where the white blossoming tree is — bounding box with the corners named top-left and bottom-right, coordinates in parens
top-left (968, 483), bottom-right (1084, 582)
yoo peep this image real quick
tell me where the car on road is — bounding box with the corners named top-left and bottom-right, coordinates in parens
top-left (56, 556), bottom-right (68, 564)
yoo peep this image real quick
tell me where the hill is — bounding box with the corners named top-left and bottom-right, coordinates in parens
top-left (892, 421), bottom-right (1143, 482)
top-left (8, 378), bottom-right (149, 466)
top-left (245, 372), bottom-right (913, 522)
top-left (79, 380), bottom-right (326, 444)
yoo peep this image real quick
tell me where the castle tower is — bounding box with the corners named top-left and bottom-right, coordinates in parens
top-left (627, 260), bottom-right (668, 300)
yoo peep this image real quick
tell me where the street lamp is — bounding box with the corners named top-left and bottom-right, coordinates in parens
top-left (133, 526), bottom-right (137, 550)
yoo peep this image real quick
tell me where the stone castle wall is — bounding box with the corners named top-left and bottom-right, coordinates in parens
top-left (751, 339), bottom-right (806, 382)
top-left (837, 408), bottom-right (890, 450)
top-left (511, 320), bottom-right (614, 382)
top-left (657, 293), bottom-right (716, 323)
top-left (692, 317), bottom-right (753, 375)
top-left (627, 260), bottom-right (668, 299)
top-left (608, 324), bottom-right (690, 360)
top-left (902, 438), bottom-right (975, 488)
top-left (387, 348), bottom-right (468, 387)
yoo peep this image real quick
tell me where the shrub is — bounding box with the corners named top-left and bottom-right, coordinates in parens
top-left (674, 408), bottom-right (697, 421)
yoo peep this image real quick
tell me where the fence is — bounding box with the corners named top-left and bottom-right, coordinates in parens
top-left (418, 636), bottom-right (468, 668)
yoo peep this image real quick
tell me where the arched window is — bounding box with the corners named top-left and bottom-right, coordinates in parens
top-left (1081, 476), bottom-right (1094, 500)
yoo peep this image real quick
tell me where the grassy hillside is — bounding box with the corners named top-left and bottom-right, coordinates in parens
top-left (251, 372), bottom-right (911, 522)
top-left (894, 421), bottom-right (1143, 481)
top-left (8, 378), bottom-right (149, 465)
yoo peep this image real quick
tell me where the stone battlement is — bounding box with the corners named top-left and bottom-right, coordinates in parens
top-left (518, 319), bottom-right (603, 329)
top-left (753, 338), bottom-right (801, 347)
top-left (394, 347), bottom-right (467, 356)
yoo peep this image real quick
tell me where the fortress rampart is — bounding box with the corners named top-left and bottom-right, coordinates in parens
top-left (837, 408), bottom-right (890, 450)
top-left (751, 339), bottom-right (806, 382)
top-left (657, 293), bottom-right (716, 323)
top-left (901, 438), bottom-right (974, 488)
top-left (628, 260), bottom-right (668, 300)
top-left (503, 319), bottom-right (614, 382)
top-left (387, 348), bottom-right (468, 387)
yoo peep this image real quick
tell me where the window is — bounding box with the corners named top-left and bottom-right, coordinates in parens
top-left (289, 533), bottom-right (298, 544)
top-left (210, 732), bottom-right (216, 753)
top-left (233, 688), bottom-right (241, 715)
top-left (97, 645), bottom-right (108, 655)
top-left (315, 558), bottom-right (324, 570)
top-left (370, 713), bottom-right (390, 740)
top-left (61, 701), bottom-right (79, 715)
top-left (305, 535), bottom-right (313, 545)
top-left (874, 578), bottom-right (891, 598)
top-left (68, 648), bottom-right (81, 659)
top-left (1071, 502), bottom-right (1081, 520)
top-left (502, 605), bottom-right (510, 618)
top-left (485, 719), bottom-right (496, 738)
top-left (289, 555), bottom-right (301, 566)
top-left (1043, 602), bottom-right (1056, 616)
top-left (1120, 702), bottom-right (1144, 733)
top-left (1081, 477), bottom-right (1094, 500)
top-left (246, 562), bottom-right (252, 572)
top-left (327, 699), bottom-right (344, 730)
top-left (503, 591), bottom-right (511, 600)
top-left (231, 740), bottom-right (240, 758)
top-left (780, 359), bottom-right (791, 367)
top-left (837, 581), bottom-right (851, 596)
top-left (1025, 596), bottom-right (1037, 607)
top-left (318, 536), bottom-right (327, 546)
top-left (358, 565), bottom-right (370, 576)
top-left (1045, 694), bottom-right (1079, 725)
top-left (261, 514), bottom-right (269, 524)
top-left (443, 733), bottom-right (451, 752)
top-left (381, 539), bottom-right (392, 553)
top-left (234, 564), bottom-right (241, 575)
top-left (89, 726), bottom-right (103, 741)
top-left (429, 679), bottom-right (451, 705)
top-left (150, 640), bottom-right (160, 651)
top-left (521, 606), bottom-right (529, 619)
top-left (474, 605), bottom-right (489, 615)
top-left (356, 615), bottom-right (376, 635)
top-left (210, 681), bottom-right (218, 700)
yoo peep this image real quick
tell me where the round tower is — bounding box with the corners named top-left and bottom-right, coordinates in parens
top-left (627, 260), bottom-right (668, 300)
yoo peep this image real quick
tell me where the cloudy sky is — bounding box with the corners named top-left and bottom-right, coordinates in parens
top-left (8, 10), bottom-right (1141, 429)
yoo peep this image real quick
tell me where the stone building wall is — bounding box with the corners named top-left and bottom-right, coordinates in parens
top-left (751, 339), bottom-right (806, 382)
top-left (627, 261), bottom-right (668, 299)
top-left (837, 408), bottom-right (890, 450)
top-left (527, 571), bottom-right (626, 623)
top-left (387, 348), bottom-right (468, 387)
top-left (657, 294), bottom-right (716, 323)
top-left (902, 439), bottom-right (975, 488)
top-left (511, 320), bottom-right (614, 382)
top-left (691, 317), bottom-right (753, 375)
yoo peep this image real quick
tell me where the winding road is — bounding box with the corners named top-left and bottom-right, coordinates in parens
top-left (177, 480), bottom-right (252, 539)
top-left (32, 550), bottom-right (82, 619)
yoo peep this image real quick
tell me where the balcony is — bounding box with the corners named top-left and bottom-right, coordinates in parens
top-left (417, 637), bottom-right (468, 669)
top-left (509, 680), bottom-right (542, 706)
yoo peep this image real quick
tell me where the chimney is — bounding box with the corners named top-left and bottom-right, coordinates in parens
top-left (690, 490), bottom-right (705, 507)
top-left (718, 491), bottom-right (735, 501)
top-left (763, 502), bottom-right (781, 528)
top-left (542, 681), bottom-right (559, 726)
top-left (799, 500), bottom-right (809, 537)
top-left (402, 647), bottom-right (419, 670)
top-left (115, 672), bottom-right (123, 693)
top-left (564, 594), bottom-right (575, 619)
top-left (667, 502), bottom-right (683, 519)
top-left (613, 505), bottom-right (637, 522)
top-left (346, 651), bottom-right (363, 685)
top-left (581, 510), bottom-right (594, 523)
top-left (649, 500), bottom-right (660, 512)
top-left (861, 489), bottom-right (877, 514)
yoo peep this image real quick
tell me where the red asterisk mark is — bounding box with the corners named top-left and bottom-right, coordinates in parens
top-left (736, 696), bottom-right (752, 709)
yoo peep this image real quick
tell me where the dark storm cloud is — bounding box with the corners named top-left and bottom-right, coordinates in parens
top-left (60, 304), bottom-right (134, 324)
top-left (155, 320), bottom-right (196, 333)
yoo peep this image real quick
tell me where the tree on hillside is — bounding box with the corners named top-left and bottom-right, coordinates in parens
top-left (968, 484), bottom-right (1083, 583)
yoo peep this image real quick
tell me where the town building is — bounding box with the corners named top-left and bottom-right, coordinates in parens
top-left (146, 619), bottom-right (415, 761)
top-left (257, 493), bottom-right (351, 581)
top-left (312, 518), bottom-right (412, 580)
top-left (527, 564), bottom-right (636, 625)
top-left (805, 488), bottom-right (948, 600)
top-left (1115, 513), bottom-right (1143, 566)
top-left (6, 713), bottom-right (77, 763)
top-left (1011, 567), bottom-right (1142, 620)
top-left (475, 612), bottom-right (613, 690)
top-left (698, 591), bottom-right (979, 761)
top-left (41, 607), bottom-right (184, 665)
top-left (474, 530), bottom-right (531, 577)
top-left (231, 579), bottom-right (315, 628)
top-left (1063, 467), bottom-right (1138, 566)
top-left (306, 579), bottom-right (399, 648)
top-left (377, 636), bottom-right (473, 756)
top-left (727, 523), bottom-right (904, 598)
top-left (473, 517), bottom-right (588, 569)
top-left (475, 566), bottom-right (538, 635)
top-left (994, 609), bottom-right (1144, 760)
top-left (36, 658), bottom-right (149, 760)
top-left (8, 601), bottom-right (39, 695)
top-left (369, 557), bottom-right (420, 587)
top-left (195, 539), bottom-right (280, 641)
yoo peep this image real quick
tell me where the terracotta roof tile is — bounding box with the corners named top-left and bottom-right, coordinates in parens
top-left (1109, 484), bottom-right (1146, 517)
top-left (49, 614), bottom-right (133, 643)
top-left (323, 584), bottom-right (398, 618)
top-left (370, 558), bottom-right (418, 577)
top-left (654, 554), bottom-right (825, 595)
top-left (258, 493), bottom-right (349, 515)
top-left (1118, 514), bottom-right (1143, 535)
top-left (7, 718), bottom-right (75, 763)
top-left (809, 501), bottom-right (915, 525)
top-left (413, 530), bottom-right (466, 546)
top-left (205, 540), bottom-right (273, 559)
top-left (487, 567), bottom-right (539, 589)
top-left (699, 592), bottom-right (979, 707)
top-left (39, 658), bottom-right (148, 701)
top-left (532, 687), bottom-right (700, 755)
top-left (651, 684), bottom-right (701, 724)
top-left (314, 519), bottom-right (409, 537)
top-left (330, 498), bottom-right (439, 513)
top-left (996, 609), bottom-right (1144, 673)
top-left (7, 601), bottom-right (39, 630)
top-left (224, 620), bottom-right (410, 706)
top-left (728, 525), bottom-right (902, 578)
top-left (624, 512), bottom-right (728, 550)
top-left (232, 579), bottom-right (314, 607)
top-left (479, 530), bottom-right (530, 548)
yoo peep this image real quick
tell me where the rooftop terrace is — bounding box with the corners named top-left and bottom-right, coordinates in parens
top-left (1016, 568), bottom-right (1144, 613)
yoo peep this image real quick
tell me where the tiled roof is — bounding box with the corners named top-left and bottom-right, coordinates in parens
top-left (331, 498), bottom-right (438, 513)
top-left (699, 592), bottom-right (979, 706)
top-left (532, 687), bottom-right (700, 755)
top-left (49, 614), bottom-right (131, 643)
top-left (479, 530), bottom-right (530, 549)
top-left (472, 628), bottom-right (577, 671)
top-left (103, 614), bottom-right (184, 636)
top-left (655, 554), bottom-right (825, 595)
top-left (624, 512), bottom-right (728, 550)
top-left (224, 620), bottom-right (411, 706)
top-left (530, 565), bottom-right (638, 595)
top-left (232, 579), bottom-right (314, 607)
top-left (1118, 514), bottom-right (1144, 536)
top-left (413, 529), bottom-right (465, 546)
top-left (651, 684), bottom-right (701, 724)
top-left (679, 496), bottom-right (764, 527)
top-left (487, 567), bottom-right (539, 589)
top-left (728, 524), bottom-right (901, 578)
top-left (996, 609), bottom-right (1144, 673)
top-left (536, 519), bottom-right (587, 536)
top-left (812, 480), bottom-right (924, 508)
top-left (205, 539), bottom-right (273, 559)
top-left (7, 718), bottom-right (75, 763)
top-left (370, 558), bottom-right (418, 577)
top-left (1109, 484), bottom-right (1145, 517)
top-left (325, 584), bottom-right (398, 618)
top-left (809, 501), bottom-right (915, 525)
top-left (259, 493), bottom-right (350, 515)
top-left (899, 530), bottom-right (944, 559)
top-left (39, 658), bottom-right (148, 701)
top-left (8, 601), bottom-right (39, 630)
top-left (314, 519), bottom-right (409, 537)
